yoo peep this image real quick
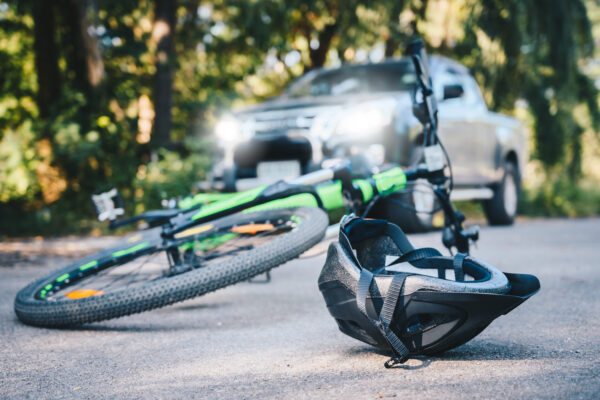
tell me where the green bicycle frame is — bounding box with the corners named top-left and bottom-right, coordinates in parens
top-left (167, 167), bottom-right (407, 237)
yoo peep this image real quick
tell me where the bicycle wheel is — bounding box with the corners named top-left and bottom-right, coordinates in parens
top-left (15, 207), bottom-right (328, 327)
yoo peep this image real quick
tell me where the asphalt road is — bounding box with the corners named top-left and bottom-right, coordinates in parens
top-left (1, 218), bottom-right (599, 399)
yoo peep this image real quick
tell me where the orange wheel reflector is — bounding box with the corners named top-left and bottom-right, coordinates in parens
top-left (231, 223), bottom-right (274, 235)
top-left (65, 289), bottom-right (104, 299)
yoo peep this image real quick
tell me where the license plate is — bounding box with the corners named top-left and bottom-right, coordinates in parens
top-left (257, 160), bottom-right (301, 183)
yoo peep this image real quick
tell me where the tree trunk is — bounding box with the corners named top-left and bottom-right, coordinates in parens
top-left (307, 23), bottom-right (338, 71)
top-left (62, 0), bottom-right (103, 95)
top-left (410, 0), bottom-right (428, 36)
top-left (80, 0), bottom-right (104, 89)
top-left (384, 37), bottom-right (398, 57)
top-left (383, 0), bottom-right (406, 58)
top-left (152, 0), bottom-right (177, 149)
top-left (33, 0), bottom-right (60, 119)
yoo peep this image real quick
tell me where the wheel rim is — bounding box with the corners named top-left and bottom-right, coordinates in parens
top-left (35, 216), bottom-right (298, 302)
top-left (503, 174), bottom-right (518, 217)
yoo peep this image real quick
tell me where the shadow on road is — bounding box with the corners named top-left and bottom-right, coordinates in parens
top-left (37, 302), bottom-right (234, 332)
top-left (441, 339), bottom-right (540, 361)
top-left (347, 338), bottom-right (545, 370)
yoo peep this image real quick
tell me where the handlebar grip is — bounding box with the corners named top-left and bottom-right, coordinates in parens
top-left (372, 167), bottom-right (407, 195)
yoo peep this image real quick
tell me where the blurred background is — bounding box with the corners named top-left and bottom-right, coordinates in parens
top-left (0, 0), bottom-right (599, 236)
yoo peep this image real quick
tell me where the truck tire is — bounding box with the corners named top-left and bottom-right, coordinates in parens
top-left (367, 179), bottom-right (436, 233)
top-left (483, 162), bottom-right (519, 225)
top-left (367, 145), bottom-right (437, 233)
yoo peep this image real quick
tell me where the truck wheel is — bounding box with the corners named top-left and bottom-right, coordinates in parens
top-left (367, 179), bottom-right (436, 233)
top-left (483, 162), bottom-right (519, 225)
top-left (367, 145), bottom-right (436, 233)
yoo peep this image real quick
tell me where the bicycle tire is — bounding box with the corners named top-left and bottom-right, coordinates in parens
top-left (15, 207), bottom-right (328, 328)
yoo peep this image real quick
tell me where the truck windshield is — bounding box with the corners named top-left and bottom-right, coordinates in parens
top-left (285, 61), bottom-right (416, 98)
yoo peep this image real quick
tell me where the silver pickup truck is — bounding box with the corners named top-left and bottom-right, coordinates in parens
top-left (212, 56), bottom-right (527, 231)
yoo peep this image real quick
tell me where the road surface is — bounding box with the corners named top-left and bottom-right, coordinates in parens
top-left (1, 218), bottom-right (599, 399)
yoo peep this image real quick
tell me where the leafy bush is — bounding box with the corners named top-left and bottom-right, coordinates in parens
top-left (521, 177), bottom-right (600, 217)
top-left (0, 144), bottom-right (209, 237)
top-left (132, 146), bottom-right (211, 215)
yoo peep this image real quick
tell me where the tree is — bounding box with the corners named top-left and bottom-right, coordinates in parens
top-left (458, 0), bottom-right (599, 176)
top-left (60, 0), bottom-right (104, 117)
top-left (152, 0), bottom-right (177, 148)
top-left (32, 0), bottom-right (60, 119)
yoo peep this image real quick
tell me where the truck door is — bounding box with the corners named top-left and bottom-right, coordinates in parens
top-left (435, 67), bottom-right (478, 186)
top-left (459, 74), bottom-right (498, 183)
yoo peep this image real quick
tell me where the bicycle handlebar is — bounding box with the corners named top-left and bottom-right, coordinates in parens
top-left (406, 39), bottom-right (438, 146)
top-left (108, 209), bottom-right (181, 229)
top-left (406, 40), bottom-right (433, 95)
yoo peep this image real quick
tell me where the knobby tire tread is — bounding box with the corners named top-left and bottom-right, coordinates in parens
top-left (14, 207), bottom-right (328, 328)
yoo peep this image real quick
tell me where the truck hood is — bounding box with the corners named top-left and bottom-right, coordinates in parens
top-left (236, 92), bottom-right (409, 117)
top-left (226, 92), bottom-right (415, 140)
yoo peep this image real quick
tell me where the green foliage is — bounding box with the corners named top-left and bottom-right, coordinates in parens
top-left (453, 0), bottom-right (599, 174)
top-left (0, 121), bottom-right (39, 203)
top-left (132, 146), bottom-right (211, 214)
top-left (521, 176), bottom-right (600, 217)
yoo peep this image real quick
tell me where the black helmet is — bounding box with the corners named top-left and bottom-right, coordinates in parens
top-left (318, 216), bottom-right (540, 367)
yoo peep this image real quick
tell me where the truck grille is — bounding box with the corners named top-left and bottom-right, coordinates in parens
top-left (246, 110), bottom-right (319, 136)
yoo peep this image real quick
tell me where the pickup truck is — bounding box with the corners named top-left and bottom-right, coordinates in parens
top-left (211, 56), bottom-right (527, 231)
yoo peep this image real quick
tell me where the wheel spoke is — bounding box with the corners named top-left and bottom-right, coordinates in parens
top-left (50, 218), bottom-right (295, 297)
top-left (16, 207), bottom-right (329, 327)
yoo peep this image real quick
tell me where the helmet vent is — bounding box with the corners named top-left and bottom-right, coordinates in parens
top-left (401, 313), bottom-right (462, 349)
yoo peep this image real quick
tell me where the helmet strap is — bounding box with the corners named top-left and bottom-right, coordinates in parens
top-left (356, 269), bottom-right (411, 367)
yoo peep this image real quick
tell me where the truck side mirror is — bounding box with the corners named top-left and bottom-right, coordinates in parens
top-left (443, 84), bottom-right (464, 100)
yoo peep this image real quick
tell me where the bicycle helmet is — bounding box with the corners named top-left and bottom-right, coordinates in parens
top-left (318, 216), bottom-right (540, 367)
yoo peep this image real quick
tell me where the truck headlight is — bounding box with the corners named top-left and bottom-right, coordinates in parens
top-left (336, 107), bottom-right (390, 136)
top-left (215, 116), bottom-right (242, 143)
top-left (335, 98), bottom-right (395, 136)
